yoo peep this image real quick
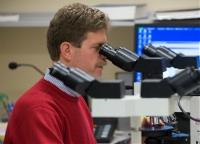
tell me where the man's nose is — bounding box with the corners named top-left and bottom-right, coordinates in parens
top-left (99, 54), bottom-right (107, 61)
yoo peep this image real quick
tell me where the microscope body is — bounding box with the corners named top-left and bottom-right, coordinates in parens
top-left (49, 43), bottom-right (200, 144)
top-left (99, 44), bottom-right (200, 143)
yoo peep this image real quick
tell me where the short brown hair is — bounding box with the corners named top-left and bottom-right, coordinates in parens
top-left (47, 3), bottom-right (110, 61)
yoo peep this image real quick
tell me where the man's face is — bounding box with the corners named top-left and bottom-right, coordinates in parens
top-left (68, 29), bottom-right (107, 78)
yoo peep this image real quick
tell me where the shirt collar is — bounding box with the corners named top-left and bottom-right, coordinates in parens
top-left (44, 69), bottom-right (80, 97)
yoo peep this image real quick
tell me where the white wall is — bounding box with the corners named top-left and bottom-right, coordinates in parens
top-left (0, 0), bottom-right (199, 13)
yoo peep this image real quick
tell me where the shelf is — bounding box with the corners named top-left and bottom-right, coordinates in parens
top-left (0, 12), bottom-right (151, 27)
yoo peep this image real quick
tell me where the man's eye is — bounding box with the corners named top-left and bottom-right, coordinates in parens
top-left (94, 46), bottom-right (100, 51)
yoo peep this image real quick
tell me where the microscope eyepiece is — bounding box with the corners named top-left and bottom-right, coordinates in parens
top-left (99, 44), bottom-right (138, 71)
top-left (144, 44), bottom-right (177, 60)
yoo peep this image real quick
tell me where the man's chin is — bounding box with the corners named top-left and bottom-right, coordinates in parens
top-left (93, 68), bottom-right (103, 79)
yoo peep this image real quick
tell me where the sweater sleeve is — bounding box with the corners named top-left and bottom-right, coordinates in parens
top-left (12, 106), bottom-right (65, 144)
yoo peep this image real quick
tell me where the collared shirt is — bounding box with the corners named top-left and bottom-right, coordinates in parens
top-left (44, 69), bottom-right (80, 97)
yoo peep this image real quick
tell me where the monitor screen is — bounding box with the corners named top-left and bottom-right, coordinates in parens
top-left (134, 23), bottom-right (200, 82)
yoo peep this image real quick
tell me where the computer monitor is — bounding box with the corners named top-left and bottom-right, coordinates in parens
top-left (134, 23), bottom-right (200, 82)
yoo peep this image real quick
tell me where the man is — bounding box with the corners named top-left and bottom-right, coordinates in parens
top-left (4, 3), bottom-right (109, 144)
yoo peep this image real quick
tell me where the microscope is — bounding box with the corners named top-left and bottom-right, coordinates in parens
top-left (141, 44), bottom-right (200, 98)
top-left (49, 44), bottom-right (200, 144)
top-left (99, 43), bottom-right (200, 144)
top-left (142, 44), bottom-right (200, 144)
top-left (143, 44), bottom-right (199, 69)
top-left (49, 62), bottom-right (125, 99)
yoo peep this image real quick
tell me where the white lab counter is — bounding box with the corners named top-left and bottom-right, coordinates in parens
top-left (91, 94), bottom-right (191, 117)
top-left (91, 95), bottom-right (198, 144)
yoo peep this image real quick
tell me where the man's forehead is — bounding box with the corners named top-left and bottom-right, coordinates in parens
top-left (84, 31), bottom-right (107, 42)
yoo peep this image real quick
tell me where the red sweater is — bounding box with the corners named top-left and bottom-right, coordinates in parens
top-left (4, 79), bottom-right (96, 144)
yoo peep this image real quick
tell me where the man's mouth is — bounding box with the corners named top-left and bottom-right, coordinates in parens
top-left (96, 62), bottom-right (107, 69)
top-left (97, 65), bottom-right (103, 68)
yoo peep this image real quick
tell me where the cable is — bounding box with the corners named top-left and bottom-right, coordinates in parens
top-left (8, 62), bottom-right (44, 76)
top-left (20, 64), bottom-right (45, 76)
top-left (177, 95), bottom-right (200, 122)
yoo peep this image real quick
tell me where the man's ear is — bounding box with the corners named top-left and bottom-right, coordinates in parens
top-left (60, 42), bottom-right (73, 61)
